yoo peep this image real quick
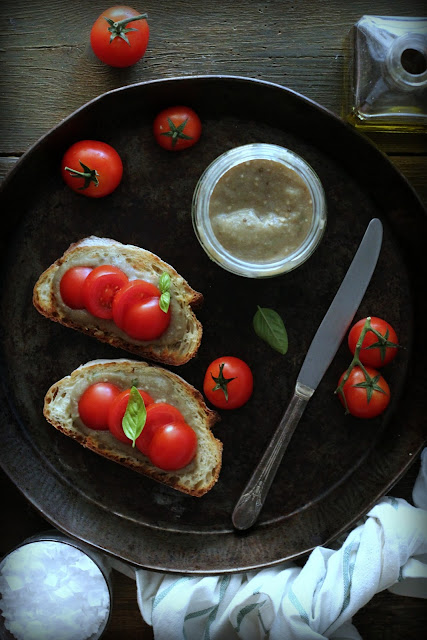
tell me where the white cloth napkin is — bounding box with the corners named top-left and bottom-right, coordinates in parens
top-left (132, 448), bottom-right (427, 640)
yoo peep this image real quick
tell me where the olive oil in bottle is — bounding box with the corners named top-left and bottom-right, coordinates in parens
top-left (343, 15), bottom-right (427, 133)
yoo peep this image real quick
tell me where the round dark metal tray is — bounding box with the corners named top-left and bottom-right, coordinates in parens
top-left (0, 76), bottom-right (426, 574)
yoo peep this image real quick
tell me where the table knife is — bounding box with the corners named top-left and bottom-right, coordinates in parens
top-left (232, 218), bottom-right (383, 530)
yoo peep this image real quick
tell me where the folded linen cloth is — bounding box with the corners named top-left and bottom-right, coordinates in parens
top-left (134, 449), bottom-right (427, 640)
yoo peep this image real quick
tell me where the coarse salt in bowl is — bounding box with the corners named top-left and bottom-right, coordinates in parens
top-left (192, 143), bottom-right (327, 278)
top-left (0, 531), bottom-right (112, 640)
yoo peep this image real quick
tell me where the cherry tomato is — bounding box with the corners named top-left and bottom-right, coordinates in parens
top-left (61, 140), bottom-right (123, 197)
top-left (108, 388), bottom-right (154, 443)
top-left (147, 421), bottom-right (197, 470)
top-left (90, 6), bottom-right (149, 68)
top-left (78, 382), bottom-right (121, 430)
top-left (112, 279), bottom-right (161, 329)
top-left (120, 296), bottom-right (171, 341)
top-left (60, 266), bottom-right (93, 309)
top-left (82, 265), bottom-right (128, 319)
top-left (337, 365), bottom-right (390, 419)
top-left (136, 402), bottom-right (185, 455)
top-left (203, 356), bottom-right (253, 410)
top-left (153, 106), bottom-right (202, 151)
top-left (348, 317), bottom-right (399, 368)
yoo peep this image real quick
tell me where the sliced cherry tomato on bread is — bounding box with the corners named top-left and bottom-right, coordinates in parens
top-left (81, 265), bottom-right (128, 319)
top-left (60, 266), bottom-right (93, 309)
top-left (78, 382), bottom-right (121, 430)
top-left (136, 402), bottom-right (185, 455)
top-left (108, 388), bottom-right (154, 443)
top-left (120, 296), bottom-right (171, 341)
top-left (112, 279), bottom-right (161, 329)
top-left (147, 421), bottom-right (197, 470)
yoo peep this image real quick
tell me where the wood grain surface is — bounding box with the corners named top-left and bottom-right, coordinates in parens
top-left (1, 0), bottom-right (426, 638)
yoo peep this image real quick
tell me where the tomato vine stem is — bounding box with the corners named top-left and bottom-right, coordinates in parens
top-left (335, 316), bottom-right (375, 413)
top-left (105, 14), bottom-right (148, 46)
top-left (161, 117), bottom-right (193, 147)
top-left (210, 363), bottom-right (236, 402)
top-left (64, 161), bottom-right (99, 189)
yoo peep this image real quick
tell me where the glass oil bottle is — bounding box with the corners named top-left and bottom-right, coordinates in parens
top-left (343, 15), bottom-right (427, 132)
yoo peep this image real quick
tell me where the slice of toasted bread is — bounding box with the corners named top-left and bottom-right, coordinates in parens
top-left (33, 237), bottom-right (203, 365)
top-left (43, 359), bottom-right (222, 497)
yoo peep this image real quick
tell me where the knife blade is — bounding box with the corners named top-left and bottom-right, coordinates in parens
top-left (232, 218), bottom-right (383, 530)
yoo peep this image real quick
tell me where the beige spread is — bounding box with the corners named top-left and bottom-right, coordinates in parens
top-left (53, 256), bottom-right (186, 346)
top-left (209, 159), bottom-right (313, 263)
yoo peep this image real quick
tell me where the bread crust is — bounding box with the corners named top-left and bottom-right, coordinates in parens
top-left (43, 359), bottom-right (222, 497)
top-left (33, 237), bottom-right (203, 366)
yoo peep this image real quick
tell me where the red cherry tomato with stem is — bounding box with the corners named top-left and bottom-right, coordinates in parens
top-left (82, 265), bottom-right (128, 319)
top-left (147, 421), bottom-right (197, 471)
top-left (348, 317), bottom-right (399, 368)
top-left (336, 365), bottom-right (390, 419)
top-left (90, 6), bottom-right (149, 68)
top-left (108, 388), bottom-right (154, 443)
top-left (61, 140), bottom-right (123, 197)
top-left (136, 402), bottom-right (185, 455)
top-left (60, 266), bottom-right (93, 309)
top-left (203, 356), bottom-right (253, 410)
top-left (153, 106), bottom-right (202, 151)
top-left (78, 382), bottom-right (121, 430)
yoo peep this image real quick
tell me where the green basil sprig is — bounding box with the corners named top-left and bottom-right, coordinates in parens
top-left (159, 272), bottom-right (171, 313)
top-left (122, 386), bottom-right (147, 447)
top-left (253, 306), bottom-right (288, 355)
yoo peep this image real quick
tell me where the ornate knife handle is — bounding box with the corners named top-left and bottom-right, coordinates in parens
top-left (232, 382), bottom-right (314, 531)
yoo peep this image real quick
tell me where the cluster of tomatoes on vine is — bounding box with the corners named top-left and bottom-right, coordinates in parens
top-left (335, 316), bottom-right (400, 419)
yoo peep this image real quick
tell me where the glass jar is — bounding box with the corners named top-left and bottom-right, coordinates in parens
top-left (344, 15), bottom-right (427, 132)
top-left (191, 143), bottom-right (327, 278)
top-left (0, 530), bottom-right (112, 640)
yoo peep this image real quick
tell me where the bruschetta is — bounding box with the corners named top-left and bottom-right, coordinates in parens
top-left (43, 359), bottom-right (222, 497)
top-left (33, 237), bottom-right (203, 366)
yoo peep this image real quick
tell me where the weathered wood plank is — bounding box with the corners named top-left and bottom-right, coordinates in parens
top-left (1, 0), bottom-right (426, 155)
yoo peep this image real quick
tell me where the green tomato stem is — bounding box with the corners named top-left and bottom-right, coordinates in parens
top-left (335, 316), bottom-right (373, 413)
top-left (64, 163), bottom-right (99, 189)
top-left (113, 14), bottom-right (148, 28)
top-left (210, 363), bottom-right (236, 402)
top-left (105, 14), bottom-right (148, 46)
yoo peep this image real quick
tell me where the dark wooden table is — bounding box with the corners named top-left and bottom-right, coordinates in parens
top-left (1, 1), bottom-right (426, 638)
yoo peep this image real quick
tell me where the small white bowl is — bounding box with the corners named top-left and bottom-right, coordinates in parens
top-left (192, 143), bottom-right (327, 278)
top-left (0, 531), bottom-right (112, 640)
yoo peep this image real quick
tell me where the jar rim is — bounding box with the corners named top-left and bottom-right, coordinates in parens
top-left (192, 143), bottom-right (327, 278)
top-left (0, 531), bottom-right (112, 640)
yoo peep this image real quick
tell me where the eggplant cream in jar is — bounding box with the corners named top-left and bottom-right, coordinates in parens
top-left (192, 143), bottom-right (327, 278)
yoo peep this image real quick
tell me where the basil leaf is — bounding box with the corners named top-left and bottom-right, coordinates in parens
top-left (159, 290), bottom-right (170, 313)
top-left (159, 272), bottom-right (171, 313)
top-left (122, 386), bottom-right (146, 448)
top-left (159, 272), bottom-right (171, 293)
top-left (253, 306), bottom-right (288, 355)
